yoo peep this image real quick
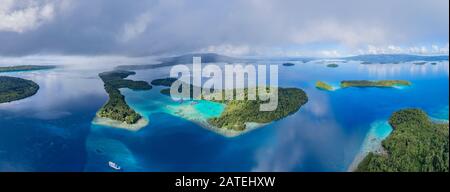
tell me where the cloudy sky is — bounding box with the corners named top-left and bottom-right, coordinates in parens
top-left (0, 0), bottom-right (448, 57)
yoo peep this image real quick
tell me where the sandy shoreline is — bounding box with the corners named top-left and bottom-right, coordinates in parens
top-left (166, 102), bottom-right (267, 137)
top-left (347, 121), bottom-right (392, 172)
top-left (92, 116), bottom-right (149, 131)
top-left (199, 122), bottom-right (267, 138)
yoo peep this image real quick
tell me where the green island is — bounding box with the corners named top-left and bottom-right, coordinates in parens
top-left (316, 80), bottom-right (411, 91)
top-left (157, 78), bottom-right (194, 97)
top-left (326, 64), bottom-right (339, 68)
top-left (0, 76), bottom-right (40, 103)
top-left (315, 81), bottom-right (334, 91)
top-left (154, 77), bottom-right (308, 133)
top-left (431, 62), bottom-right (437, 65)
top-left (207, 87), bottom-right (308, 131)
top-left (356, 109), bottom-right (449, 172)
top-left (93, 70), bottom-right (152, 131)
top-left (151, 77), bottom-right (178, 86)
top-left (413, 62), bottom-right (427, 65)
top-left (282, 63), bottom-right (295, 67)
top-left (341, 80), bottom-right (411, 88)
top-left (0, 65), bottom-right (57, 73)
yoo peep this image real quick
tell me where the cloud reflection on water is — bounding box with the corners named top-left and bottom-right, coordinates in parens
top-left (252, 88), bottom-right (348, 171)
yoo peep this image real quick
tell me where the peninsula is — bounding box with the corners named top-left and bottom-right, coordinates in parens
top-left (0, 76), bottom-right (39, 103)
top-left (356, 109), bottom-right (449, 172)
top-left (0, 65), bottom-right (57, 73)
top-left (93, 70), bottom-right (152, 131)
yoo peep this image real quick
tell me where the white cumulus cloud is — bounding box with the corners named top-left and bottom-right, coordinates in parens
top-left (119, 11), bottom-right (153, 42)
top-left (0, 0), bottom-right (69, 33)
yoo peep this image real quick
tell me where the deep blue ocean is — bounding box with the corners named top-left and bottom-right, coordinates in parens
top-left (0, 60), bottom-right (448, 172)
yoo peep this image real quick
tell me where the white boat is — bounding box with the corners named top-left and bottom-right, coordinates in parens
top-left (108, 161), bottom-right (121, 170)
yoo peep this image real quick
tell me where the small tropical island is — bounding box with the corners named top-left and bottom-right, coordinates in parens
top-left (341, 80), bottom-right (411, 88)
top-left (315, 81), bottom-right (334, 91)
top-left (282, 63), bottom-right (295, 67)
top-left (0, 65), bottom-right (57, 73)
top-left (413, 62), bottom-right (427, 65)
top-left (316, 80), bottom-right (411, 91)
top-left (151, 77), bottom-right (178, 87)
top-left (326, 64), bottom-right (339, 68)
top-left (356, 109), bottom-right (449, 172)
top-left (152, 77), bottom-right (308, 136)
top-left (93, 70), bottom-right (152, 131)
top-left (0, 76), bottom-right (40, 104)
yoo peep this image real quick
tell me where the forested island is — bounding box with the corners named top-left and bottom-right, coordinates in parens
top-left (207, 87), bottom-right (308, 131)
top-left (315, 80), bottom-right (411, 91)
top-left (0, 65), bottom-right (57, 73)
top-left (151, 77), bottom-right (178, 86)
top-left (315, 81), bottom-right (334, 91)
top-left (356, 109), bottom-right (449, 172)
top-left (0, 76), bottom-right (39, 103)
top-left (282, 63), bottom-right (295, 67)
top-left (413, 62), bottom-right (427, 65)
top-left (152, 77), bottom-right (308, 132)
top-left (341, 80), bottom-right (411, 88)
top-left (326, 64), bottom-right (339, 68)
top-left (94, 70), bottom-right (151, 130)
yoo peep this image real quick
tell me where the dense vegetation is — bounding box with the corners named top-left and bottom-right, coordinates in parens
top-left (315, 81), bottom-right (334, 91)
top-left (154, 77), bottom-right (308, 131)
top-left (0, 76), bottom-right (39, 103)
top-left (357, 109), bottom-right (449, 172)
top-left (97, 70), bottom-right (152, 124)
top-left (207, 87), bottom-right (308, 131)
top-left (0, 65), bottom-right (56, 73)
top-left (341, 80), bottom-right (411, 88)
top-left (326, 64), bottom-right (339, 68)
top-left (282, 63), bottom-right (295, 66)
top-left (413, 62), bottom-right (427, 65)
top-left (151, 77), bottom-right (178, 87)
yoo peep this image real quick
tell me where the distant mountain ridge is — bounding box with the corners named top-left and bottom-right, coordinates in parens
top-left (344, 54), bottom-right (449, 63)
top-left (116, 53), bottom-right (243, 70)
top-left (159, 53), bottom-right (242, 64)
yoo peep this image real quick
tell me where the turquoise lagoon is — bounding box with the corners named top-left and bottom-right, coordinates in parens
top-left (0, 60), bottom-right (448, 172)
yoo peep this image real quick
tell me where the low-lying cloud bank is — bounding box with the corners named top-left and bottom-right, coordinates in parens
top-left (0, 0), bottom-right (448, 57)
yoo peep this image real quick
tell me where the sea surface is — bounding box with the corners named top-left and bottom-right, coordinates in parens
top-left (0, 59), bottom-right (448, 172)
